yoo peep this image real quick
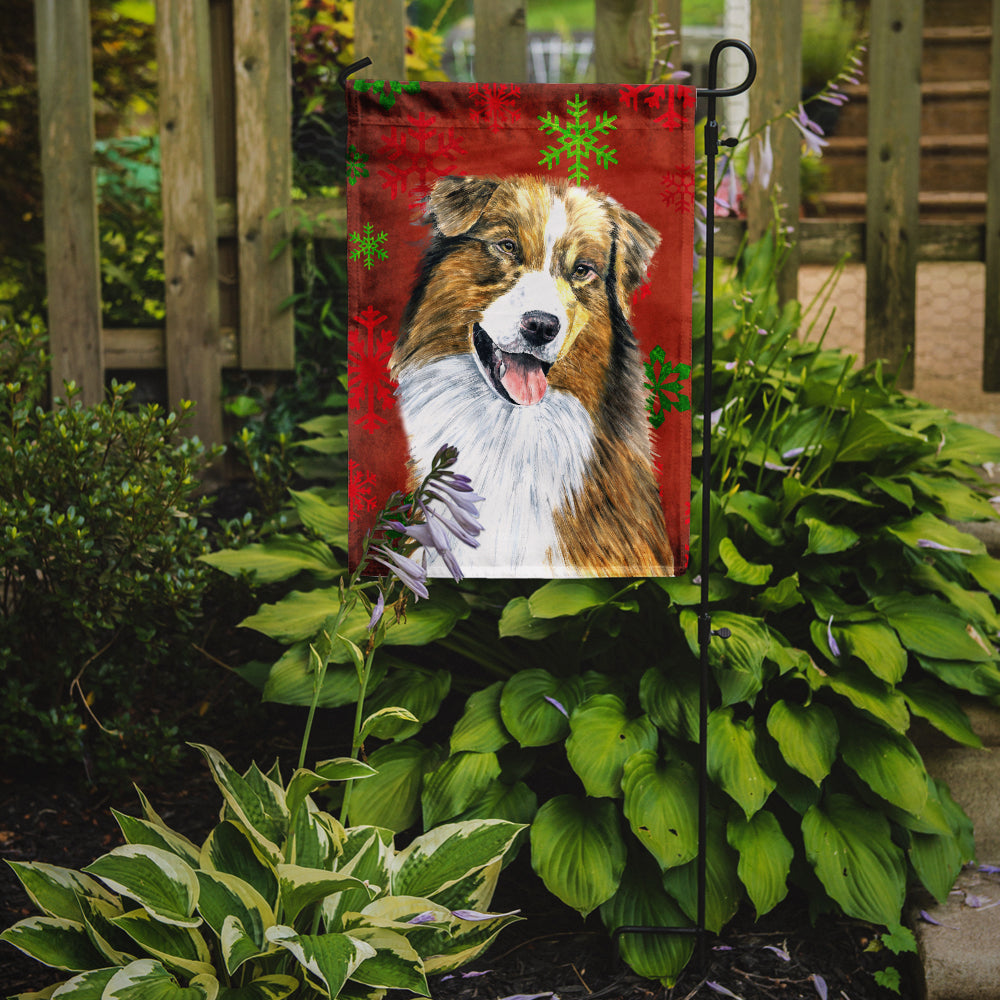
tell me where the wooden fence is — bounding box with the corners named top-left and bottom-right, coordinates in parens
top-left (33, 0), bottom-right (1000, 446)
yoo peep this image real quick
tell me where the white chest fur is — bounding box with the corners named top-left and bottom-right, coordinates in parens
top-left (394, 355), bottom-right (595, 577)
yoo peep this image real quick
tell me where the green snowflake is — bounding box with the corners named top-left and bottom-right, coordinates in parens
top-left (644, 345), bottom-right (691, 428)
top-left (537, 94), bottom-right (618, 184)
top-left (349, 223), bottom-right (388, 269)
top-left (353, 79), bottom-right (420, 109)
top-left (347, 144), bottom-right (369, 185)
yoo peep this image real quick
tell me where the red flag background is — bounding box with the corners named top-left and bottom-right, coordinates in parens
top-left (347, 80), bottom-right (695, 577)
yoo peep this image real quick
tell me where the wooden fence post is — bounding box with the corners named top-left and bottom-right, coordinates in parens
top-left (355, 0), bottom-right (406, 80)
top-left (983, 0), bottom-right (1000, 390)
top-left (594, 0), bottom-right (651, 84)
top-left (34, 0), bottom-right (104, 405)
top-left (746, 0), bottom-right (801, 305)
top-left (233, 0), bottom-right (294, 370)
top-left (474, 0), bottom-right (527, 82)
top-left (157, 0), bottom-right (223, 445)
top-left (864, 0), bottom-right (923, 390)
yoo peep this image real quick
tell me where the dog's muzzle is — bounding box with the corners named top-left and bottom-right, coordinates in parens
top-left (473, 320), bottom-right (555, 406)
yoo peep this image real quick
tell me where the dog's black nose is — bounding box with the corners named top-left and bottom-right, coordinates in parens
top-left (520, 311), bottom-right (561, 346)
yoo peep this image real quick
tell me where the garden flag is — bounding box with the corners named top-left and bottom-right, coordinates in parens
top-left (347, 80), bottom-right (695, 578)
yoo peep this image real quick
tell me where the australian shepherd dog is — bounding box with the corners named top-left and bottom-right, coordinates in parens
top-left (391, 174), bottom-right (675, 577)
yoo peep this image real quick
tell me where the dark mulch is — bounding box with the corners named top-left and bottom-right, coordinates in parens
top-left (1, 748), bottom-right (915, 1000)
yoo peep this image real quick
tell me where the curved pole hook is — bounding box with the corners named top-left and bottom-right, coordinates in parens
top-left (337, 57), bottom-right (373, 91)
top-left (698, 38), bottom-right (757, 100)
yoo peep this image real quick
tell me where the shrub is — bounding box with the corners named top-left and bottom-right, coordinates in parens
top-left (0, 316), bottom-right (220, 783)
top-left (1, 743), bottom-right (524, 997)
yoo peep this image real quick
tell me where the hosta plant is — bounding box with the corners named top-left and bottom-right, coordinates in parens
top-left (342, 234), bottom-right (1000, 984)
top-left (1, 744), bottom-right (523, 999)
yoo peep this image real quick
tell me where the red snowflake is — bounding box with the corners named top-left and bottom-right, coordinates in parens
top-left (618, 84), bottom-right (693, 130)
top-left (377, 112), bottom-right (466, 206)
top-left (348, 304), bottom-right (396, 433)
top-left (661, 167), bottom-right (696, 213)
top-left (348, 460), bottom-right (377, 523)
top-left (468, 83), bottom-right (522, 132)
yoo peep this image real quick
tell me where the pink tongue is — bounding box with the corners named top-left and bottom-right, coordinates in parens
top-left (499, 351), bottom-right (547, 405)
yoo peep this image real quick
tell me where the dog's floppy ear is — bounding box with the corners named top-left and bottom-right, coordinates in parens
top-left (426, 175), bottom-right (500, 236)
top-left (610, 204), bottom-right (661, 294)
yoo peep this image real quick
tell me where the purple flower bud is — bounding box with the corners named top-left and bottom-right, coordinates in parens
top-left (407, 911), bottom-right (438, 924)
top-left (544, 695), bottom-right (569, 718)
top-left (371, 544), bottom-right (429, 600)
top-left (827, 616), bottom-right (841, 658)
top-left (367, 590), bottom-right (385, 631)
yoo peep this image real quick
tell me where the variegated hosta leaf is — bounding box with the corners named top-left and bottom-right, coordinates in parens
top-left (565, 695), bottom-right (658, 799)
top-left (421, 751), bottom-right (501, 829)
top-left (83, 846), bottom-right (200, 928)
top-left (727, 810), bottom-right (793, 917)
top-left (195, 871), bottom-right (274, 974)
top-left (621, 751), bottom-right (699, 871)
top-left (499, 669), bottom-right (585, 747)
top-left (102, 958), bottom-right (218, 999)
top-left (802, 793), bottom-right (906, 926)
top-left (190, 745), bottom-right (287, 863)
top-left (322, 829), bottom-right (393, 931)
top-left (276, 864), bottom-right (375, 925)
top-left (0, 916), bottom-right (107, 971)
top-left (112, 810), bottom-right (201, 868)
top-left (422, 859), bottom-right (501, 916)
top-left (200, 822), bottom-right (278, 910)
top-left (421, 906), bottom-right (523, 975)
top-left (706, 707), bottom-right (776, 819)
top-left (765, 700), bottom-right (838, 786)
top-left (450, 681), bottom-right (511, 754)
top-left (265, 925), bottom-right (375, 998)
top-left (77, 894), bottom-right (135, 966)
top-left (4, 861), bottom-right (118, 922)
top-left (529, 795), bottom-right (626, 917)
top-left (110, 908), bottom-right (214, 979)
top-left (46, 966), bottom-right (118, 997)
top-left (391, 820), bottom-right (524, 901)
top-left (288, 802), bottom-right (343, 870)
top-left (344, 926), bottom-right (429, 995)
top-left (214, 974), bottom-right (299, 1000)
top-left (599, 853), bottom-right (694, 987)
top-left (285, 760), bottom-right (375, 824)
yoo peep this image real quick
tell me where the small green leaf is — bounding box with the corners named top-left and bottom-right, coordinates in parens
top-left (346, 740), bottom-right (441, 832)
top-left (527, 579), bottom-right (618, 618)
top-left (639, 665), bottom-right (699, 742)
top-left (718, 537), bottom-right (772, 585)
top-left (727, 811), bottom-right (793, 917)
top-left (200, 536), bottom-right (341, 584)
top-left (421, 751), bottom-right (502, 829)
top-left (499, 670), bottom-right (584, 747)
top-left (450, 682), bottom-right (511, 754)
top-left (875, 594), bottom-right (995, 662)
top-left (839, 718), bottom-right (929, 817)
top-left (765, 700), bottom-right (838, 786)
top-left (707, 708), bottom-right (776, 818)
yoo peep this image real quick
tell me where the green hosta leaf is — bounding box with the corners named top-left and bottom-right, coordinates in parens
top-left (527, 579), bottom-right (619, 617)
top-left (967, 553), bottom-right (1000, 597)
top-left (565, 695), bottom-right (657, 798)
top-left (265, 926), bottom-right (375, 998)
top-left (5, 862), bottom-right (118, 923)
top-left (285, 759), bottom-right (375, 823)
top-left (718, 537), bottom-right (772, 586)
top-left (199, 822), bottom-right (278, 910)
top-left (530, 795), bottom-right (626, 917)
top-left (835, 410), bottom-right (927, 463)
top-left (874, 594), bottom-right (995, 662)
top-left (83, 846), bottom-right (200, 928)
top-left (755, 573), bottom-right (805, 614)
top-left (103, 959), bottom-right (218, 1000)
top-left (190, 746), bottom-right (287, 862)
top-left (909, 826), bottom-right (966, 905)
top-left (362, 667), bottom-right (451, 740)
top-left (661, 810), bottom-right (741, 933)
top-left (345, 926), bottom-right (428, 994)
top-left (916, 655), bottom-right (1000, 697)
top-left (347, 740), bottom-right (442, 832)
top-left (638, 663), bottom-right (698, 743)
top-left (724, 490), bottom-right (784, 545)
top-left (421, 751), bottom-right (502, 828)
top-left (707, 708), bottom-right (776, 818)
top-left (901, 680), bottom-right (982, 748)
top-left (885, 512), bottom-right (985, 556)
top-left (497, 596), bottom-right (565, 639)
top-left (261, 643), bottom-right (386, 709)
top-left (866, 474), bottom-right (914, 509)
top-left (0, 916), bottom-right (107, 971)
top-left (935, 421), bottom-right (1000, 464)
top-left (277, 865), bottom-right (374, 925)
top-left (201, 535), bottom-right (341, 584)
top-left (621, 751), bottom-right (698, 870)
top-left (802, 793), bottom-right (906, 926)
top-left (111, 908), bottom-right (214, 977)
top-left (453, 779), bottom-right (538, 827)
top-left (393, 820), bottom-right (524, 900)
top-left (450, 682), bottom-right (511, 754)
top-left (195, 871), bottom-right (273, 974)
top-left (680, 610), bottom-right (770, 706)
top-left (807, 660), bottom-right (910, 732)
top-left (288, 488), bottom-right (349, 545)
top-left (216, 975), bottom-right (299, 1000)
top-left (499, 670), bottom-right (584, 747)
top-left (911, 562), bottom-right (1000, 632)
top-left (112, 812), bottom-right (201, 868)
top-left (599, 853), bottom-right (694, 987)
top-left (727, 811), bottom-right (793, 918)
top-left (359, 706), bottom-right (421, 742)
top-left (835, 621), bottom-right (907, 683)
top-left (839, 718), bottom-right (928, 817)
top-left (906, 472), bottom-right (998, 522)
top-left (803, 517), bottom-right (859, 556)
top-left (765, 700), bottom-right (838, 786)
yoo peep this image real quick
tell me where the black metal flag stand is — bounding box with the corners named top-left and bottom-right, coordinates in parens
top-left (339, 38), bottom-right (758, 975)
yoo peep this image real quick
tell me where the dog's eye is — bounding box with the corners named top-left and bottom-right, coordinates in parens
top-left (494, 239), bottom-right (518, 256)
top-left (572, 262), bottom-right (597, 281)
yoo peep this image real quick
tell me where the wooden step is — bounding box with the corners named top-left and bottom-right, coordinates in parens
top-left (922, 25), bottom-right (993, 83)
top-left (922, 0), bottom-right (991, 28)
top-left (813, 190), bottom-right (987, 222)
